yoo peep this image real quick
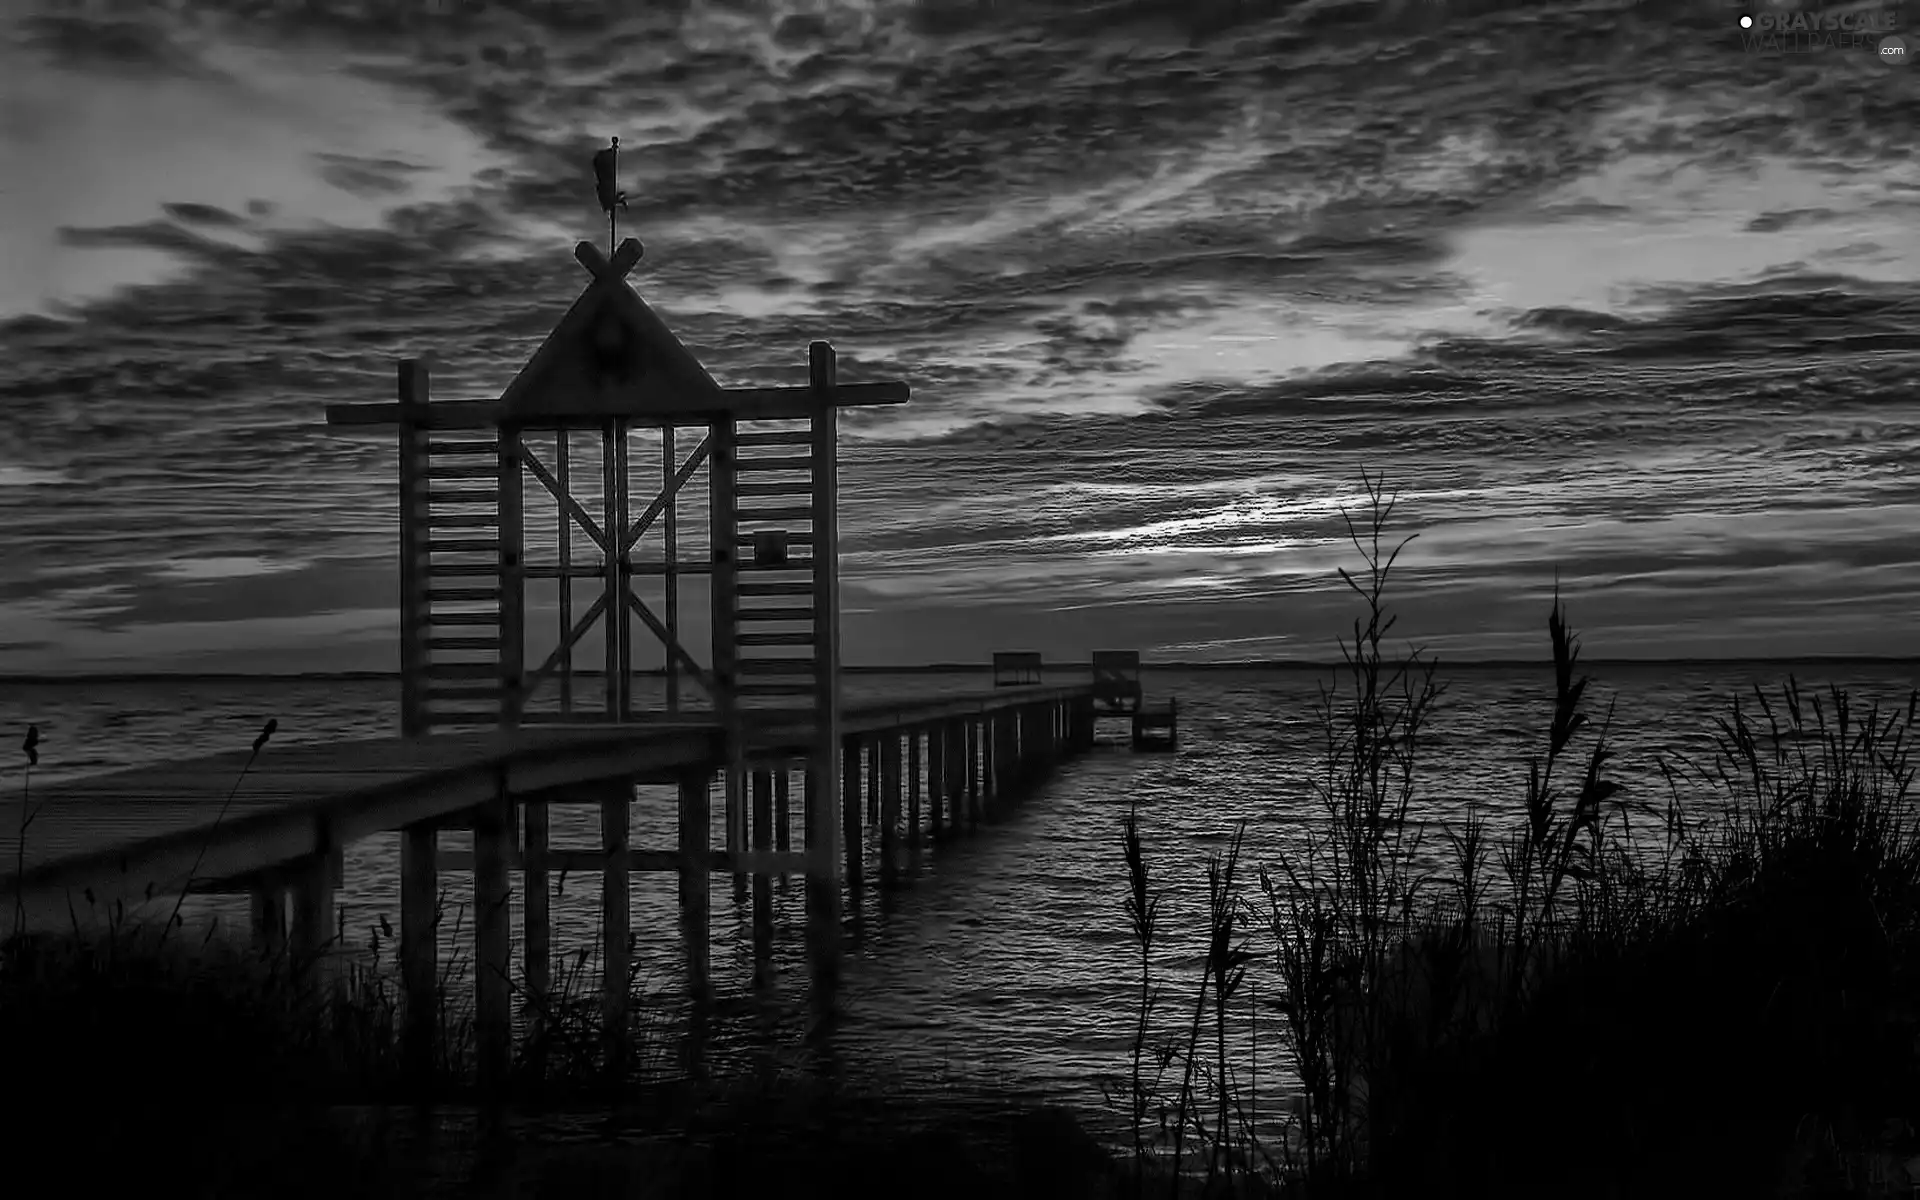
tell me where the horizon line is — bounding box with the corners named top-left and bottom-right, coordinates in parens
top-left (2, 655), bottom-right (1916, 685)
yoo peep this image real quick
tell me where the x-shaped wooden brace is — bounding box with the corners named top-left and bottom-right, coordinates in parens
top-left (573, 238), bottom-right (644, 283)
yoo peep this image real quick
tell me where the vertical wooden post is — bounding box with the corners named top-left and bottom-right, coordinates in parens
top-left (678, 770), bottom-right (711, 1002)
top-left (557, 431), bottom-right (573, 716)
top-left (603, 422), bottom-right (622, 718)
top-left (473, 779), bottom-right (513, 1096)
top-left (524, 796), bottom-right (550, 1044)
top-left (751, 767), bottom-right (773, 959)
top-left (880, 734), bottom-right (901, 886)
top-left (663, 424), bottom-right (680, 713)
top-left (289, 844), bottom-right (339, 989)
top-left (710, 415), bottom-right (745, 901)
top-left (906, 730), bottom-right (922, 853)
top-left (400, 824), bottom-right (437, 1089)
top-left (866, 739), bottom-right (881, 826)
top-left (802, 769), bottom-right (817, 850)
top-left (602, 779), bottom-right (632, 1081)
top-left (842, 738), bottom-right (862, 889)
top-left (499, 427), bottom-right (525, 727)
top-left (806, 341), bottom-right (845, 996)
top-left (927, 724), bottom-right (945, 840)
top-left (966, 720), bottom-right (981, 827)
top-left (774, 769), bottom-right (791, 853)
top-left (396, 360), bottom-right (430, 738)
top-left (613, 419), bottom-right (631, 718)
top-left (248, 874), bottom-right (286, 960)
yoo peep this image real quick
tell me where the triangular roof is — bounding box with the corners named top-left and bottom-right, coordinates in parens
top-left (495, 239), bottom-right (727, 423)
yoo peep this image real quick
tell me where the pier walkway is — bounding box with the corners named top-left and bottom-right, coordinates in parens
top-left (0, 235), bottom-right (1177, 1091)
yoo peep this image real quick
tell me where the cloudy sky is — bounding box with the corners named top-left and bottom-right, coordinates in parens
top-left (0, 0), bottom-right (1916, 673)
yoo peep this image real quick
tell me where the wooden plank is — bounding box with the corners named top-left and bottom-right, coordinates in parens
top-left (425, 611), bottom-right (500, 626)
top-left (736, 506), bottom-right (814, 524)
top-left (427, 462), bottom-right (497, 480)
top-left (738, 580), bottom-right (812, 597)
top-left (738, 606), bottom-right (814, 622)
top-left (428, 587), bottom-right (500, 602)
top-left (425, 562), bottom-right (497, 578)
top-left (737, 658), bottom-right (818, 675)
top-left (735, 428), bottom-right (813, 447)
top-left (735, 680), bottom-right (815, 695)
top-left (735, 530), bottom-right (814, 546)
top-left (429, 512), bottom-right (499, 528)
top-left (735, 455), bottom-right (813, 473)
top-left (427, 488), bottom-right (496, 504)
top-left (427, 439), bottom-right (500, 455)
top-left (736, 631), bottom-right (813, 646)
top-left (735, 480), bottom-right (810, 497)
top-left (428, 636), bottom-right (499, 650)
top-left (427, 538), bottom-right (500, 553)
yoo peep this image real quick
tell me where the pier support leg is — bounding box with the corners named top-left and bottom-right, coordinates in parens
top-left (752, 768), bottom-right (774, 964)
top-left (524, 796), bottom-right (551, 1066)
top-left (774, 769), bottom-right (791, 854)
top-left (400, 824), bottom-right (437, 1090)
top-left (805, 755), bottom-right (843, 1004)
top-left (880, 734), bottom-right (902, 887)
top-left (866, 740), bottom-right (881, 827)
top-left (927, 726), bottom-right (945, 842)
top-left (248, 874), bottom-right (286, 961)
top-left (289, 846), bottom-right (340, 991)
top-left (726, 768), bottom-right (747, 902)
top-left (473, 783), bottom-right (513, 1097)
top-left (966, 720), bottom-right (981, 828)
top-left (907, 730), bottom-right (922, 855)
top-left (602, 779), bottom-right (632, 1082)
top-left (842, 740), bottom-right (863, 890)
top-left (678, 771), bottom-right (711, 1005)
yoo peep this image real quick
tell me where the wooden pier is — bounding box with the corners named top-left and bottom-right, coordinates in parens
top-left (0, 236), bottom-right (1173, 1091)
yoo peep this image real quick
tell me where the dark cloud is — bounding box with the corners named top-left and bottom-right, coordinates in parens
top-left (55, 219), bottom-right (235, 261)
top-left (162, 202), bottom-right (246, 228)
top-left (313, 152), bottom-right (430, 199)
top-left (19, 13), bottom-right (223, 79)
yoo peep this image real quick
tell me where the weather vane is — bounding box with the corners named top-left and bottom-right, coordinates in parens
top-left (592, 136), bottom-right (628, 257)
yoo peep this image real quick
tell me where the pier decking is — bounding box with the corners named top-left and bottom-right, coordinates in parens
top-left (1, 235), bottom-right (1176, 1092)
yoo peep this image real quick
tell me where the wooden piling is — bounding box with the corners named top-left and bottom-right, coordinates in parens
top-left (399, 824), bottom-right (436, 1087)
top-left (906, 730), bottom-right (922, 853)
top-left (880, 733), bottom-right (902, 886)
top-left (966, 720), bottom-right (980, 827)
top-left (774, 769), bottom-right (791, 853)
top-left (524, 796), bottom-right (551, 1031)
top-left (678, 770), bottom-right (711, 1001)
top-left (927, 724), bottom-right (945, 840)
top-left (473, 782), bottom-right (513, 1095)
top-left (867, 739), bottom-right (881, 826)
top-left (289, 845), bottom-right (339, 987)
top-left (248, 873), bottom-right (286, 961)
top-left (752, 768), bottom-right (773, 960)
top-left (602, 779), bottom-right (632, 1080)
top-left (842, 739), bottom-right (862, 889)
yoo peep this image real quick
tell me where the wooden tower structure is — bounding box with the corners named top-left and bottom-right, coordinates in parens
top-left (327, 236), bottom-right (909, 994)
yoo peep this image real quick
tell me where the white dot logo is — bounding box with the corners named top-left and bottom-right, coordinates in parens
top-left (1740, 14), bottom-right (1753, 26)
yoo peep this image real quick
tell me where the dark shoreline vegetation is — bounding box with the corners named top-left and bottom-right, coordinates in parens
top-left (5, 473), bottom-right (1919, 1197)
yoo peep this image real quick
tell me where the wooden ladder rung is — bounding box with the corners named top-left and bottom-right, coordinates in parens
top-left (736, 631), bottom-right (814, 646)
top-left (735, 429), bottom-right (813, 447)
top-left (737, 606), bottom-right (814, 622)
top-left (426, 441), bottom-right (498, 455)
top-left (735, 455), bottom-right (813, 473)
top-left (427, 489), bottom-right (496, 504)
top-left (426, 563), bottom-right (497, 578)
top-left (733, 680), bottom-right (817, 695)
top-left (735, 480), bottom-right (812, 498)
top-left (427, 636), bottom-right (499, 650)
top-left (737, 581), bottom-right (814, 597)
top-left (424, 610), bottom-right (500, 626)
top-left (429, 512), bottom-right (499, 528)
top-left (740, 559), bottom-right (815, 574)
top-left (426, 463), bottom-right (498, 480)
top-left (734, 531), bottom-right (813, 546)
top-left (424, 683), bottom-right (501, 699)
top-left (736, 507), bottom-right (814, 523)
top-left (426, 711), bottom-right (505, 726)
top-left (737, 658), bottom-right (817, 675)
top-left (428, 587), bottom-right (501, 602)
top-left (425, 663), bottom-right (499, 681)
top-left (427, 538), bottom-right (500, 553)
